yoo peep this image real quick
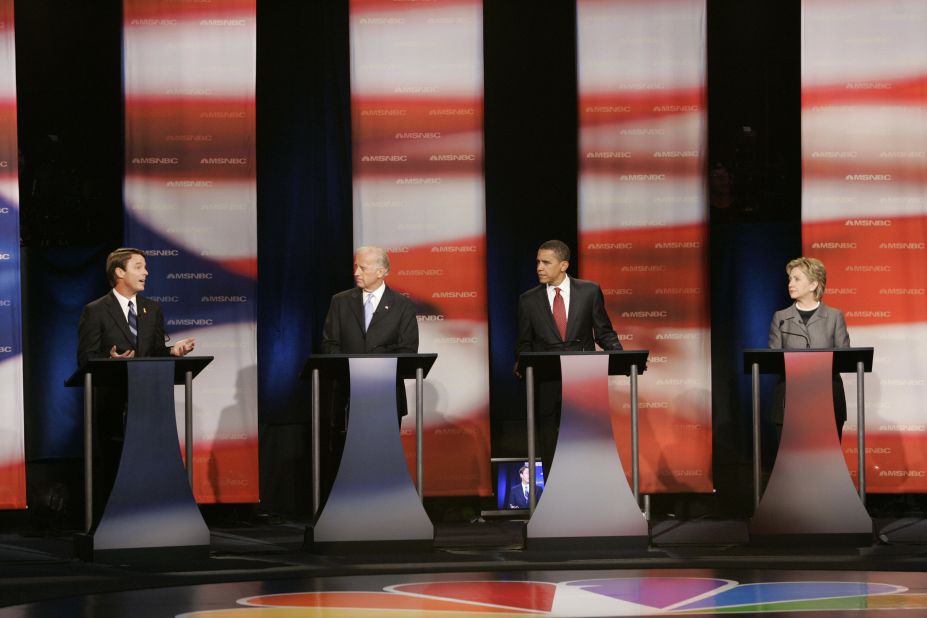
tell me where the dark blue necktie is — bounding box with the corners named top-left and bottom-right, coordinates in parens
top-left (128, 300), bottom-right (138, 347)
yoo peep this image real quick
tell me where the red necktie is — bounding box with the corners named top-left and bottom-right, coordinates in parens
top-left (553, 287), bottom-right (567, 341)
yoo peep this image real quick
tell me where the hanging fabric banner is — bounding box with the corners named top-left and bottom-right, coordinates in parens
top-left (577, 0), bottom-right (712, 492)
top-left (802, 0), bottom-right (927, 492)
top-left (0, 0), bottom-right (25, 510)
top-left (350, 0), bottom-right (491, 496)
top-left (123, 0), bottom-right (258, 502)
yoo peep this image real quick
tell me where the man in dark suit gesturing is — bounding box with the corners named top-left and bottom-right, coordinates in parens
top-left (76, 247), bottom-right (196, 515)
top-left (78, 248), bottom-right (195, 366)
top-left (515, 239), bottom-right (622, 476)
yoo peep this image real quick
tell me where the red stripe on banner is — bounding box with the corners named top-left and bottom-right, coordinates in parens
top-left (0, 461), bottom-right (25, 510)
top-left (579, 89), bottom-right (705, 126)
top-left (189, 439), bottom-right (259, 503)
top-left (124, 0), bottom-right (255, 22)
top-left (352, 0), bottom-right (480, 13)
top-left (802, 73), bottom-right (927, 108)
top-left (804, 215), bottom-right (927, 326)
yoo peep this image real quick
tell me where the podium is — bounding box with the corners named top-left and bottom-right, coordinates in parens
top-left (302, 353), bottom-right (437, 551)
top-left (65, 356), bottom-right (212, 562)
top-left (745, 348), bottom-right (873, 543)
top-left (516, 350), bottom-right (649, 548)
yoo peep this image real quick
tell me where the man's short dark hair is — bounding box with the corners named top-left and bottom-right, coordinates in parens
top-left (106, 247), bottom-right (146, 287)
top-left (539, 239), bottom-right (570, 262)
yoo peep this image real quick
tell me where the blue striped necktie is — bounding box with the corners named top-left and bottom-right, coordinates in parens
top-left (364, 294), bottom-right (374, 332)
top-left (128, 300), bottom-right (138, 347)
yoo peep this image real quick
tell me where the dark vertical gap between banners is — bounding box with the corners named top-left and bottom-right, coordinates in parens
top-left (484, 2), bottom-right (578, 457)
top-left (256, 1), bottom-right (353, 516)
top-left (706, 0), bottom-right (801, 516)
top-left (12, 0), bottom-right (123, 527)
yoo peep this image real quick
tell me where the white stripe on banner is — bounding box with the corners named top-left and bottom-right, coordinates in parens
top-left (577, 0), bottom-right (712, 492)
top-left (802, 0), bottom-right (927, 492)
top-left (350, 0), bottom-right (491, 496)
top-left (123, 0), bottom-right (258, 503)
top-left (0, 1), bottom-right (25, 510)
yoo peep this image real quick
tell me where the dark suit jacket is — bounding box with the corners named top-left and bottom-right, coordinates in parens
top-left (516, 277), bottom-right (622, 354)
top-left (77, 291), bottom-right (172, 368)
top-left (321, 285), bottom-right (418, 354)
top-left (321, 285), bottom-right (419, 416)
top-left (768, 301), bottom-right (851, 424)
top-left (508, 483), bottom-right (542, 509)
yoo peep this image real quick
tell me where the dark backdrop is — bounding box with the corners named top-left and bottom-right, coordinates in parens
top-left (13, 0), bottom-right (802, 521)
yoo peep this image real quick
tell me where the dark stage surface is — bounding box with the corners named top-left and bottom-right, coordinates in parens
top-left (2, 517), bottom-right (927, 616)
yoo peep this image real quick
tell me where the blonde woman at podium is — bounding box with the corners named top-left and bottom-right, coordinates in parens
top-left (768, 256), bottom-right (850, 438)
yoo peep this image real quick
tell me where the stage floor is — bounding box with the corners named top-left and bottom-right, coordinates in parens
top-left (6, 568), bottom-right (927, 617)
top-left (2, 518), bottom-right (927, 617)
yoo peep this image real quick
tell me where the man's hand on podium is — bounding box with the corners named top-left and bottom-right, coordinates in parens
top-left (171, 338), bottom-right (196, 357)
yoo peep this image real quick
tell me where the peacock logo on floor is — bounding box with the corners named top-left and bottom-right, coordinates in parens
top-left (177, 576), bottom-right (927, 616)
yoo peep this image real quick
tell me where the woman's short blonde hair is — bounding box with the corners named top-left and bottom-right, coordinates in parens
top-left (786, 256), bottom-right (826, 301)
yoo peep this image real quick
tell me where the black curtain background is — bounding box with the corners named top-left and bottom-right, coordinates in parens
top-left (11, 0), bottom-right (808, 524)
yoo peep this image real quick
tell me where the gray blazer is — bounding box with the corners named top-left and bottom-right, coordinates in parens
top-left (768, 302), bottom-right (850, 350)
top-left (767, 301), bottom-right (850, 425)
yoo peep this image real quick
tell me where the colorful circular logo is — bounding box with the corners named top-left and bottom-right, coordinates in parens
top-left (177, 576), bottom-right (927, 616)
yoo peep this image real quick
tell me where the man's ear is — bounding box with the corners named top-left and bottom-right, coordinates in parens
top-left (560, 260), bottom-right (570, 273)
top-left (114, 267), bottom-right (125, 281)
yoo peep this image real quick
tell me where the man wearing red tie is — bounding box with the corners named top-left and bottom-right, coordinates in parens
top-left (515, 240), bottom-right (622, 476)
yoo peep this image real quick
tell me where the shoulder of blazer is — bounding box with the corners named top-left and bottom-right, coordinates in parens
top-left (568, 277), bottom-right (598, 295)
top-left (381, 285), bottom-right (411, 308)
top-left (87, 291), bottom-right (116, 311)
top-left (332, 287), bottom-right (362, 303)
top-left (519, 284), bottom-right (547, 302)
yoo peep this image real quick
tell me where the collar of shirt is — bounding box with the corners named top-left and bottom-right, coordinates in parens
top-left (546, 274), bottom-right (570, 317)
top-left (363, 282), bottom-right (386, 312)
top-left (112, 289), bottom-right (138, 322)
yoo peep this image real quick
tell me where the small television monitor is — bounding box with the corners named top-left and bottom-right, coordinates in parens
top-left (494, 459), bottom-right (545, 511)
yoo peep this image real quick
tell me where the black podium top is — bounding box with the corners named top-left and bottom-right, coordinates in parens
top-left (743, 347), bottom-right (873, 375)
top-left (517, 350), bottom-right (649, 380)
top-left (65, 356), bottom-right (213, 388)
top-left (300, 353), bottom-right (438, 381)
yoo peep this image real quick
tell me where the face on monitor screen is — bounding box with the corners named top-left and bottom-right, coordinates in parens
top-left (496, 460), bottom-right (545, 510)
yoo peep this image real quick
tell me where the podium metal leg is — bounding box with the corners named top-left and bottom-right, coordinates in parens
top-left (857, 360), bottom-right (866, 504)
top-left (311, 368), bottom-right (321, 518)
top-left (752, 361), bottom-right (761, 510)
top-left (185, 370), bottom-right (193, 487)
top-left (526, 365), bottom-right (537, 513)
top-left (630, 363), bottom-right (640, 504)
top-left (416, 367), bottom-right (424, 499)
top-left (84, 372), bottom-right (93, 533)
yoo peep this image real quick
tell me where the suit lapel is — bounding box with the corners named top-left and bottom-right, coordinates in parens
top-left (135, 297), bottom-right (152, 354)
top-left (785, 304), bottom-right (812, 340)
top-left (534, 285), bottom-right (561, 340)
top-left (367, 286), bottom-right (394, 332)
top-left (350, 288), bottom-right (365, 333)
top-left (105, 293), bottom-right (134, 344)
top-left (564, 280), bottom-right (587, 341)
